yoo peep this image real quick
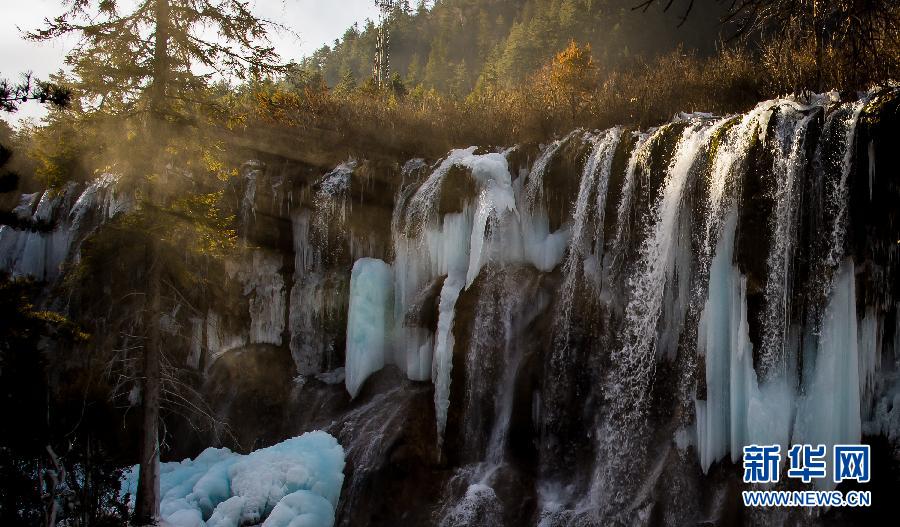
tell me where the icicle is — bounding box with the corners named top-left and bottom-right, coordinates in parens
top-left (793, 259), bottom-right (861, 489)
top-left (240, 251), bottom-right (286, 346)
top-left (461, 153), bottom-right (517, 287)
top-left (432, 275), bottom-right (465, 447)
top-left (345, 258), bottom-right (394, 398)
top-left (518, 133), bottom-right (580, 273)
top-left (695, 211), bottom-right (795, 472)
top-left (391, 149), bottom-right (518, 388)
top-left (0, 177), bottom-right (127, 281)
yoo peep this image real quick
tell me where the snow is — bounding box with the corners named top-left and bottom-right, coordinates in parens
top-left (345, 258), bottom-right (394, 398)
top-left (121, 431), bottom-right (345, 527)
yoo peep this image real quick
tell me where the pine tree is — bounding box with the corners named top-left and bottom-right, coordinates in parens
top-left (0, 73), bottom-right (70, 113)
top-left (448, 60), bottom-right (470, 98)
top-left (29, 2), bottom-right (284, 524)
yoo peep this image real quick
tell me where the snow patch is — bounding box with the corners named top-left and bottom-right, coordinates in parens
top-left (121, 431), bottom-right (345, 527)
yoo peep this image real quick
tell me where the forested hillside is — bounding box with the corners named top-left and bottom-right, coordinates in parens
top-left (301, 0), bottom-right (726, 94)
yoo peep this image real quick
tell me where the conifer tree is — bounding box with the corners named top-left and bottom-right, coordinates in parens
top-left (29, 2), bottom-right (285, 524)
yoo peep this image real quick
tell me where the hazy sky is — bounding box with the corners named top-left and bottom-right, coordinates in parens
top-left (1, 0), bottom-right (382, 126)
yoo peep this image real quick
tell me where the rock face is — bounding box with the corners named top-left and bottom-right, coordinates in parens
top-left (6, 89), bottom-right (900, 526)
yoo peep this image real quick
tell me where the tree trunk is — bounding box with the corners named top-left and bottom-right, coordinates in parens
top-left (134, 1), bottom-right (170, 523)
top-left (134, 248), bottom-right (162, 525)
top-left (43, 446), bottom-right (64, 527)
top-left (149, 0), bottom-right (171, 119)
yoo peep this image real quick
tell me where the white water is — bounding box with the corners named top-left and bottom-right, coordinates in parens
top-left (822, 98), bottom-right (869, 285)
top-left (0, 175), bottom-right (127, 281)
top-left (14, 90), bottom-right (897, 522)
top-left (556, 128), bottom-right (622, 338)
top-left (613, 117), bottom-right (730, 420)
top-left (759, 102), bottom-right (818, 377)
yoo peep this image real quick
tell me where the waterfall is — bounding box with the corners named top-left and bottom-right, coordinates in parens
top-left (9, 88), bottom-right (900, 524)
top-left (341, 90), bottom-right (896, 521)
top-left (611, 117), bottom-right (731, 424)
top-left (0, 174), bottom-right (127, 281)
top-left (555, 128), bottom-right (622, 341)
top-left (822, 98), bottom-right (868, 276)
top-left (758, 103), bottom-right (818, 377)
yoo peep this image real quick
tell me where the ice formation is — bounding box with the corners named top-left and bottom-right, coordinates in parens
top-left (120, 431), bottom-right (345, 527)
top-left (694, 212), bottom-right (795, 472)
top-left (0, 174), bottom-right (127, 281)
top-left (690, 97), bottom-right (875, 488)
top-left (239, 250), bottom-right (286, 346)
top-left (345, 258), bottom-right (394, 398)
top-left (793, 259), bottom-right (861, 488)
top-left (614, 117), bottom-right (731, 420)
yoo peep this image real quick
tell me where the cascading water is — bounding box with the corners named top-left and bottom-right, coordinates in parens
top-left (613, 117), bottom-right (730, 412)
top-left (7, 88), bottom-right (900, 526)
top-left (0, 174), bottom-right (128, 281)
top-left (555, 128), bottom-right (622, 341)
